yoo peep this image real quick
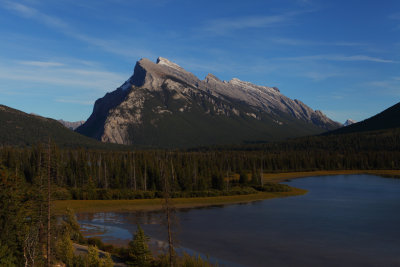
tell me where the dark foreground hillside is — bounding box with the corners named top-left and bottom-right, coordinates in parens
top-left (0, 105), bottom-right (126, 150)
top-left (326, 102), bottom-right (400, 135)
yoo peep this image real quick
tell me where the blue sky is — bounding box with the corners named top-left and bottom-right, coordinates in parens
top-left (0, 0), bottom-right (399, 123)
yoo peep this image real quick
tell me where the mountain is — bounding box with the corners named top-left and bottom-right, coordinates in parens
top-left (77, 57), bottom-right (340, 148)
top-left (343, 119), bottom-right (356, 127)
top-left (58, 119), bottom-right (85, 130)
top-left (327, 102), bottom-right (400, 135)
top-left (0, 105), bottom-right (123, 149)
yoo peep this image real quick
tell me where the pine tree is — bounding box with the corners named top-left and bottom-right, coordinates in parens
top-left (0, 165), bottom-right (26, 266)
top-left (86, 245), bottom-right (100, 267)
top-left (251, 168), bottom-right (261, 185)
top-left (211, 173), bottom-right (224, 190)
top-left (0, 241), bottom-right (17, 266)
top-left (127, 225), bottom-right (152, 267)
top-left (101, 252), bottom-right (114, 267)
top-left (239, 171), bottom-right (248, 185)
top-left (55, 232), bottom-right (74, 267)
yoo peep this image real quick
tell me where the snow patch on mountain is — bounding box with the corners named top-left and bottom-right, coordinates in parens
top-left (343, 119), bottom-right (356, 126)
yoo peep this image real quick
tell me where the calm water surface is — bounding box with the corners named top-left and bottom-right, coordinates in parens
top-left (77, 175), bottom-right (400, 267)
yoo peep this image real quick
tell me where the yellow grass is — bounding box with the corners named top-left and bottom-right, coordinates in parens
top-left (53, 188), bottom-right (306, 215)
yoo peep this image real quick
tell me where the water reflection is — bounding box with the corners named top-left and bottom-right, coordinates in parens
top-left (77, 175), bottom-right (400, 267)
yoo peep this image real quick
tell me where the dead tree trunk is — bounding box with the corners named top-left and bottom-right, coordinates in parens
top-left (144, 161), bottom-right (147, 191)
top-left (161, 158), bottom-right (175, 267)
top-left (133, 153), bottom-right (137, 191)
top-left (130, 152), bottom-right (137, 191)
top-left (104, 163), bottom-right (108, 189)
top-left (47, 140), bottom-right (51, 267)
top-left (260, 157), bottom-right (264, 186)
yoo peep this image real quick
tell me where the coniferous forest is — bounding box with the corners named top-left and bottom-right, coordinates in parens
top-left (1, 127), bottom-right (400, 266)
top-left (1, 127), bottom-right (399, 200)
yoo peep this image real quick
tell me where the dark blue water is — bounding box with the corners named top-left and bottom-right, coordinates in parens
top-left (77, 175), bottom-right (400, 267)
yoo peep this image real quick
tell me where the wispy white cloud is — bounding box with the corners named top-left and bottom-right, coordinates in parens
top-left (18, 60), bottom-right (65, 67)
top-left (280, 54), bottom-right (395, 63)
top-left (202, 11), bottom-right (302, 35)
top-left (0, 61), bottom-right (126, 92)
top-left (55, 98), bottom-right (93, 105)
top-left (301, 71), bottom-right (343, 81)
top-left (270, 37), bottom-right (367, 47)
top-left (389, 12), bottom-right (400, 20)
top-left (1, 0), bottom-right (153, 59)
top-left (389, 12), bottom-right (400, 30)
top-left (365, 77), bottom-right (400, 96)
top-left (2, 1), bottom-right (70, 29)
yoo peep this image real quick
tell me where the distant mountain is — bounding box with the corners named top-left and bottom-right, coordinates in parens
top-left (0, 105), bottom-right (123, 149)
top-left (327, 102), bottom-right (400, 135)
top-left (343, 119), bottom-right (356, 127)
top-left (77, 57), bottom-right (340, 148)
top-left (58, 119), bottom-right (85, 130)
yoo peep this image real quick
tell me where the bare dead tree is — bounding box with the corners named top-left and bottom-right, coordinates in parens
top-left (144, 161), bottom-right (147, 191)
top-left (260, 157), bottom-right (264, 186)
top-left (130, 151), bottom-right (137, 190)
top-left (47, 140), bottom-right (51, 267)
top-left (192, 158), bottom-right (197, 190)
top-left (37, 148), bottom-right (47, 263)
top-left (133, 152), bottom-right (137, 191)
top-left (224, 155), bottom-right (231, 191)
top-left (98, 155), bottom-right (102, 188)
top-left (226, 163), bottom-right (230, 191)
top-left (160, 156), bottom-right (175, 266)
top-left (170, 156), bottom-right (176, 191)
top-left (104, 162), bottom-right (108, 189)
top-left (23, 225), bottom-right (39, 267)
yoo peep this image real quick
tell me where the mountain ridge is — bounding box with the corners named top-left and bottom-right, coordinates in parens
top-left (77, 57), bottom-right (341, 148)
top-left (343, 119), bottom-right (356, 127)
top-left (58, 119), bottom-right (85, 130)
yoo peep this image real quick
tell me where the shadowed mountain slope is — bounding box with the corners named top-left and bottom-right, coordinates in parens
top-left (326, 102), bottom-right (400, 135)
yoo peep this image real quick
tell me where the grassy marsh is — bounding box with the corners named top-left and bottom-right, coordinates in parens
top-left (54, 187), bottom-right (306, 214)
top-left (54, 169), bottom-right (400, 215)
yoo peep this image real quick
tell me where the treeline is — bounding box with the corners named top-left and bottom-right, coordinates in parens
top-left (0, 128), bottom-right (399, 201)
top-left (193, 127), bottom-right (400, 152)
top-left (0, 143), bottom-right (290, 200)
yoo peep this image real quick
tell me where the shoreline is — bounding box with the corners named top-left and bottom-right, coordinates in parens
top-left (54, 170), bottom-right (400, 214)
top-left (54, 188), bottom-right (307, 214)
top-left (262, 169), bottom-right (400, 182)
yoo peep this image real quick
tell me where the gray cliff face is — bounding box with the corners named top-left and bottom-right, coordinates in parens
top-left (77, 57), bottom-right (341, 147)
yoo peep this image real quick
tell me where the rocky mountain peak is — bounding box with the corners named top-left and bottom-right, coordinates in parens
top-left (156, 57), bottom-right (184, 71)
top-left (343, 119), bottom-right (356, 126)
top-left (77, 56), bottom-right (341, 147)
top-left (58, 119), bottom-right (85, 130)
top-left (230, 77), bottom-right (242, 83)
top-left (130, 57), bottom-right (199, 91)
top-left (205, 73), bottom-right (221, 82)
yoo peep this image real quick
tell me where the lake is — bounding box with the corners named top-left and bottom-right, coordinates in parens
top-left (77, 175), bottom-right (400, 266)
